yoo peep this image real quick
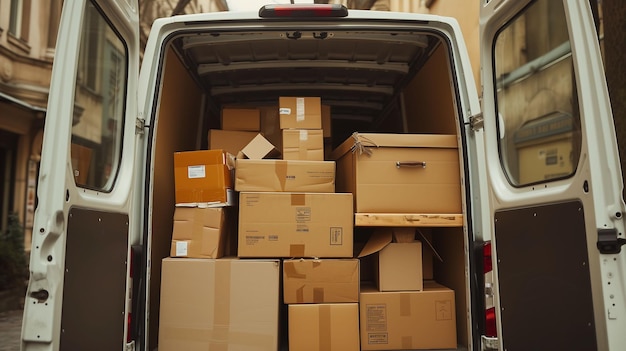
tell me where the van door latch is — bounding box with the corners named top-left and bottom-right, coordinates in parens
top-left (135, 117), bottom-right (145, 135)
top-left (469, 112), bottom-right (483, 131)
top-left (597, 228), bottom-right (626, 254)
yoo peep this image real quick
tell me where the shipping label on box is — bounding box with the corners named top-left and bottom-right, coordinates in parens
top-left (283, 259), bottom-right (359, 303)
top-left (359, 282), bottom-right (456, 350)
top-left (332, 132), bottom-right (461, 214)
top-left (235, 159), bottom-right (335, 193)
top-left (289, 303), bottom-right (360, 351)
top-left (173, 150), bottom-right (234, 206)
top-left (279, 97), bottom-right (322, 129)
top-left (282, 129), bottom-right (324, 161)
top-left (158, 258), bottom-right (280, 351)
top-left (238, 192), bottom-right (353, 258)
top-left (221, 108), bottom-right (261, 131)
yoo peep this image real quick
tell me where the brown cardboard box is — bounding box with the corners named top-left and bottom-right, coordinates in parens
top-left (260, 105), bottom-right (283, 152)
top-left (282, 129), bottom-right (324, 161)
top-left (240, 133), bottom-right (280, 159)
top-left (238, 192), bottom-right (353, 258)
top-left (332, 133), bottom-right (461, 214)
top-left (221, 107), bottom-right (261, 131)
top-left (235, 159), bottom-right (335, 193)
top-left (173, 150), bottom-right (233, 205)
top-left (283, 259), bottom-right (359, 303)
top-left (170, 206), bottom-right (232, 259)
top-left (289, 303), bottom-right (360, 351)
top-left (322, 104), bottom-right (332, 138)
top-left (208, 129), bottom-right (258, 156)
top-left (359, 281), bottom-right (457, 350)
top-left (158, 258), bottom-right (280, 351)
top-left (359, 228), bottom-right (423, 291)
top-left (279, 97), bottom-right (322, 129)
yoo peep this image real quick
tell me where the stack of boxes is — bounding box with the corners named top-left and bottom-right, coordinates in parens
top-left (159, 97), bottom-right (461, 350)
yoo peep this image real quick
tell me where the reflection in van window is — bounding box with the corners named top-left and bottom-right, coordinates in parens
top-left (70, 1), bottom-right (127, 191)
top-left (494, 0), bottom-right (581, 186)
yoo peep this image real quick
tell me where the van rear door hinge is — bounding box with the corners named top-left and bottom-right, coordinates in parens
top-left (135, 117), bottom-right (145, 135)
top-left (469, 112), bottom-right (484, 131)
top-left (597, 228), bottom-right (626, 254)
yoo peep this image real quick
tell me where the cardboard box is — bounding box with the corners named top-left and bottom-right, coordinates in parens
top-left (170, 206), bottom-right (232, 259)
top-left (208, 129), bottom-right (258, 156)
top-left (158, 258), bottom-right (280, 351)
top-left (322, 104), bottom-right (332, 138)
top-left (221, 108), bottom-right (261, 131)
top-left (332, 132), bottom-right (461, 213)
top-left (238, 192), bottom-right (353, 258)
top-left (283, 259), bottom-right (359, 303)
top-left (359, 281), bottom-right (457, 350)
top-left (282, 129), bottom-right (324, 161)
top-left (173, 150), bottom-right (233, 205)
top-left (359, 228), bottom-right (423, 291)
top-left (260, 105), bottom-right (283, 152)
top-left (289, 303), bottom-right (360, 351)
top-left (235, 159), bottom-right (335, 193)
top-left (240, 133), bottom-right (280, 160)
top-left (279, 97), bottom-right (322, 129)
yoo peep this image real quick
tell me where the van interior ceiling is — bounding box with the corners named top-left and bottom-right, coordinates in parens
top-left (147, 26), bottom-right (469, 350)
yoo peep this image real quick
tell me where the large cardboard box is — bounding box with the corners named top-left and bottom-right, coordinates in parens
top-left (208, 129), bottom-right (258, 156)
top-left (221, 107), bottom-right (261, 131)
top-left (332, 133), bottom-right (461, 214)
top-left (170, 206), bottom-right (232, 259)
top-left (283, 259), bottom-right (359, 303)
top-left (238, 192), bottom-right (353, 258)
top-left (158, 258), bottom-right (280, 351)
top-left (282, 129), bottom-right (324, 161)
top-left (279, 97), bottom-right (322, 129)
top-left (289, 303), bottom-right (360, 351)
top-left (359, 281), bottom-right (457, 350)
top-left (173, 150), bottom-right (233, 206)
top-left (358, 228), bottom-right (423, 291)
top-left (235, 159), bottom-right (335, 193)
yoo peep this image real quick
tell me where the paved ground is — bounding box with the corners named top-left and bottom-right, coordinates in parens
top-left (0, 309), bottom-right (22, 351)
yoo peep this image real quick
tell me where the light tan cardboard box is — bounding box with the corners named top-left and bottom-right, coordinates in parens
top-left (332, 132), bottom-right (461, 213)
top-left (283, 258), bottom-right (359, 303)
top-left (289, 303), bottom-right (360, 351)
top-left (235, 159), bottom-right (335, 193)
top-left (221, 107), bottom-right (261, 131)
top-left (238, 192), bottom-right (353, 258)
top-left (279, 96), bottom-right (322, 129)
top-left (158, 258), bottom-right (280, 351)
top-left (208, 129), bottom-right (258, 156)
top-left (282, 129), bottom-right (324, 161)
top-left (359, 281), bottom-right (457, 350)
top-left (173, 150), bottom-right (233, 206)
top-left (359, 227), bottom-right (423, 291)
top-left (170, 206), bottom-right (234, 259)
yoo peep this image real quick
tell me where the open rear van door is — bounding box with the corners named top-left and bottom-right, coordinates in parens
top-left (21, 0), bottom-right (140, 350)
top-left (480, 0), bottom-right (626, 349)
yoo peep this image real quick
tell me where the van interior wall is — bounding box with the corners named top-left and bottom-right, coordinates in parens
top-left (149, 47), bottom-right (204, 349)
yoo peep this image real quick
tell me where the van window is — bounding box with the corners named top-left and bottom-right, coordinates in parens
top-left (493, 0), bottom-right (581, 186)
top-left (70, 1), bottom-right (127, 191)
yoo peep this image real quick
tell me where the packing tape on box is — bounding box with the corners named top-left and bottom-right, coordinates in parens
top-left (290, 244), bottom-right (305, 257)
top-left (290, 193), bottom-right (306, 206)
top-left (313, 288), bottom-right (325, 303)
top-left (400, 294), bottom-right (411, 317)
top-left (211, 260), bottom-right (231, 350)
top-left (275, 160), bottom-right (288, 191)
top-left (296, 97), bottom-right (305, 122)
top-left (284, 261), bottom-right (307, 279)
top-left (296, 286), bottom-right (305, 303)
top-left (319, 305), bottom-right (332, 351)
top-left (349, 132), bottom-right (378, 156)
top-left (402, 336), bottom-right (413, 349)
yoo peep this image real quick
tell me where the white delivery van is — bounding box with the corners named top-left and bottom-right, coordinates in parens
top-left (20, 0), bottom-right (626, 350)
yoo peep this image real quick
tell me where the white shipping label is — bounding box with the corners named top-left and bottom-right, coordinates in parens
top-left (175, 242), bottom-right (188, 256)
top-left (299, 130), bottom-right (308, 141)
top-left (279, 108), bottom-right (291, 115)
top-left (187, 165), bottom-right (206, 179)
top-left (296, 97), bottom-right (305, 121)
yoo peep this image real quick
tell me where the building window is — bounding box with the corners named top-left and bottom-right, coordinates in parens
top-left (9, 0), bottom-right (31, 42)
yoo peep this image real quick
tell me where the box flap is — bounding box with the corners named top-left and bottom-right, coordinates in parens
top-left (240, 133), bottom-right (280, 159)
top-left (392, 228), bottom-right (415, 243)
top-left (331, 132), bottom-right (458, 160)
top-left (358, 229), bottom-right (392, 257)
